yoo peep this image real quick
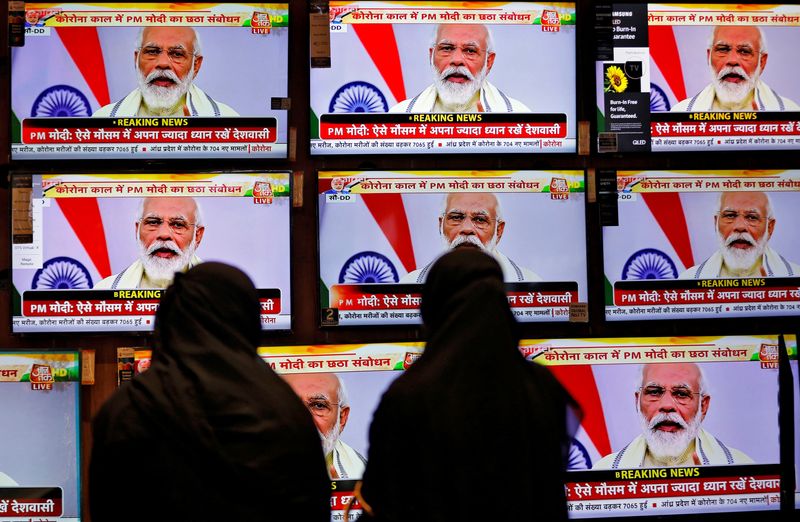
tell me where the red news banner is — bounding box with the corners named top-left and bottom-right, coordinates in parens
top-left (22, 117), bottom-right (277, 145)
top-left (319, 113), bottom-right (566, 141)
top-left (22, 289), bottom-right (281, 319)
top-left (651, 112), bottom-right (800, 142)
top-left (566, 465), bottom-right (781, 513)
top-left (331, 282), bottom-right (577, 309)
top-left (0, 487), bottom-right (62, 518)
top-left (614, 277), bottom-right (800, 306)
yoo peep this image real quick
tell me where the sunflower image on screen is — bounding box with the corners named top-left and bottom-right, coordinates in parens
top-left (604, 64), bottom-right (640, 94)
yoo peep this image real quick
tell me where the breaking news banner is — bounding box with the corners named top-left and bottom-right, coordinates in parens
top-left (525, 335), bottom-right (794, 518)
top-left (12, 3), bottom-right (289, 159)
top-left (603, 170), bottom-right (800, 321)
top-left (318, 170), bottom-right (587, 326)
top-left (311, 1), bottom-right (576, 155)
top-left (0, 352), bottom-right (80, 522)
top-left (11, 173), bottom-right (292, 333)
top-left (596, 3), bottom-right (800, 153)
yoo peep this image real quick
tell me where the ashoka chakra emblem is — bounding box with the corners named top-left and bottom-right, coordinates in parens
top-left (339, 251), bottom-right (398, 284)
top-left (329, 81), bottom-right (388, 113)
top-left (32, 257), bottom-right (93, 289)
top-left (650, 83), bottom-right (671, 112)
top-left (32, 85), bottom-right (92, 117)
top-left (622, 248), bottom-right (678, 280)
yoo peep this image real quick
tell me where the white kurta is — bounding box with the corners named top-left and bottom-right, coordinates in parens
top-left (93, 85), bottom-right (239, 117)
top-left (671, 80), bottom-right (800, 112)
top-left (679, 246), bottom-right (800, 279)
top-left (389, 81), bottom-right (530, 113)
top-left (592, 428), bottom-right (753, 469)
top-left (94, 255), bottom-right (203, 289)
top-left (328, 439), bottom-right (367, 480)
top-left (400, 250), bottom-right (541, 283)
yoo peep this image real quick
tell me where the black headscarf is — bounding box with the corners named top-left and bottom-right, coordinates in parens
top-left (90, 262), bottom-right (329, 522)
top-left (359, 248), bottom-right (574, 521)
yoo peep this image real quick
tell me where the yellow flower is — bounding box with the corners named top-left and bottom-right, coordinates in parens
top-left (605, 66), bottom-right (628, 93)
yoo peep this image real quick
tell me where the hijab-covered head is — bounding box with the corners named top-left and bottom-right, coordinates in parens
top-left (359, 247), bottom-right (573, 521)
top-left (420, 245), bottom-right (518, 360)
top-left (92, 262), bottom-right (329, 521)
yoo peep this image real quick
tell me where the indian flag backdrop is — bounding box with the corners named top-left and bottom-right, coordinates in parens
top-left (311, 2), bottom-right (576, 135)
top-left (602, 170), bottom-right (800, 301)
top-left (12, 3), bottom-right (289, 141)
top-left (318, 170), bottom-right (587, 299)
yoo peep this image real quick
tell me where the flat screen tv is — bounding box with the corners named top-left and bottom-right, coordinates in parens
top-left (258, 342), bottom-right (423, 521)
top-left (0, 351), bottom-right (81, 522)
top-left (527, 335), bottom-right (787, 518)
top-left (595, 3), bottom-right (800, 152)
top-left (603, 169), bottom-right (800, 321)
top-left (11, 2), bottom-right (289, 159)
top-left (310, 1), bottom-right (576, 155)
top-left (318, 170), bottom-right (587, 326)
top-left (11, 173), bottom-right (292, 332)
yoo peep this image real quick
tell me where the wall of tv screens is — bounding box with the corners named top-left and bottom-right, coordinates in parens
top-left (3, 1), bottom-right (800, 520)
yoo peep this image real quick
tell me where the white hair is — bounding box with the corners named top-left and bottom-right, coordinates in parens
top-left (440, 192), bottom-right (504, 223)
top-left (135, 26), bottom-right (203, 57)
top-left (430, 23), bottom-right (495, 54)
top-left (637, 363), bottom-right (709, 396)
top-left (335, 374), bottom-right (349, 409)
top-left (716, 191), bottom-right (774, 220)
top-left (136, 197), bottom-right (204, 229)
top-left (707, 25), bottom-right (767, 54)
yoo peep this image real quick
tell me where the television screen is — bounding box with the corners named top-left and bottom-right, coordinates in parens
top-left (258, 342), bottom-right (422, 522)
top-left (595, 3), bottom-right (800, 153)
top-left (603, 169), bottom-right (800, 321)
top-left (318, 170), bottom-right (587, 326)
top-left (527, 335), bottom-right (786, 518)
top-left (11, 173), bottom-right (292, 332)
top-left (0, 352), bottom-right (81, 522)
top-left (310, 1), bottom-right (576, 155)
top-left (11, 3), bottom-right (288, 159)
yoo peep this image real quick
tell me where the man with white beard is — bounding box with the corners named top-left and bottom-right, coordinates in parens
top-left (671, 26), bottom-right (799, 112)
top-left (93, 27), bottom-right (238, 117)
top-left (593, 362), bottom-right (752, 469)
top-left (282, 373), bottom-right (366, 480)
top-left (389, 24), bottom-right (530, 113)
top-left (679, 191), bottom-right (800, 279)
top-left (400, 192), bottom-right (541, 283)
top-left (94, 197), bottom-right (204, 289)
